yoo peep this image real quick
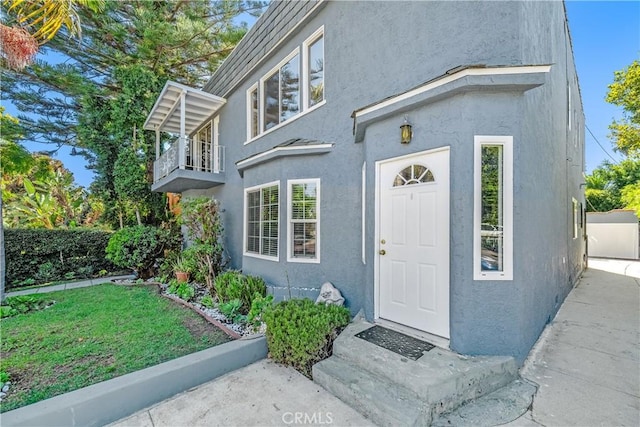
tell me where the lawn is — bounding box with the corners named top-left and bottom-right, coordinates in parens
top-left (0, 284), bottom-right (231, 412)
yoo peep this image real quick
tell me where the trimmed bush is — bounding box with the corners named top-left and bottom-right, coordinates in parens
top-left (215, 270), bottom-right (267, 314)
top-left (5, 228), bottom-right (117, 289)
top-left (263, 299), bottom-right (350, 378)
top-left (105, 225), bottom-right (170, 279)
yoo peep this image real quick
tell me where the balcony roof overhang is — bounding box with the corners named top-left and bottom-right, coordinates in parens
top-left (143, 81), bottom-right (226, 135)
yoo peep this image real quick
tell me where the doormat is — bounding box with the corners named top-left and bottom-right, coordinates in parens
top-left (355, 325), bottom-right (435, 360)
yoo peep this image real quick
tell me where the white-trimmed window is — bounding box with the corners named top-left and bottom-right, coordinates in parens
top-left (247, 83), bottom-right (259, 139)
top-left (262, 49), bottom-right (300, 132)
top-left (246, 26), bottom-right (325, 141)
top-left (474, 136), bottom-right (513, 280)
top-left (288, 179), bottom-right (320, 263)
top-left (245, 181), bottom-right (280, 260)
top-left (303, 27), bottom-right (324, 109)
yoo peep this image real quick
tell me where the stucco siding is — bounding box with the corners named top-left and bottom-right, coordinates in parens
top-left (176, 1), bottom-right (584, 363)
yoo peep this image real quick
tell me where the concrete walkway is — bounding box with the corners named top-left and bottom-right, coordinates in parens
top-left (109, 260), bottom-right (640, 426)
top-left (5, 275), bottom-right (135, 298)
top-left (508, 260), bottom-right (640, 426)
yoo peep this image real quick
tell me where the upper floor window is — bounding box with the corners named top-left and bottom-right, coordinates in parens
top-left (248, 84), bottom-right (259, 139)
top-left (263, 51), bottom-right (300, 131)
top-left (247, 26), bottom-right (325, 142)
top-left (473, 136), bottom-right (513, 281)
top-left (305, 29), bottom-right (324, 108)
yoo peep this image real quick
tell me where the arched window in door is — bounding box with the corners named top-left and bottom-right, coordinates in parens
top-left (393, 164), bottom-right (435, 187)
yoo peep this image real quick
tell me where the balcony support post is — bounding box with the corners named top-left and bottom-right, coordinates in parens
top-left (178, 90), bottom-right (186, 170)
top-left (155, 129), bottom-right (160, 160)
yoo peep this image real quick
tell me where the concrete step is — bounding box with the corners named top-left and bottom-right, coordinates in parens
top-left (432, 378), bottom-right (538, 426)
top-left (315, 321), bottom-right (519, 421)
top-left (313, 356), bottom-right (430, 426)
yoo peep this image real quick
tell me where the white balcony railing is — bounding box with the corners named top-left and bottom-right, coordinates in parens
top-left (154, 137), bottom-right (225, 182)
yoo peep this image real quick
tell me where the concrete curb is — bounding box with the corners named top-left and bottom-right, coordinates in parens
top-left (5, 275), bottom-right (135, 298)
top-left (1, 337), bottom-right (268, 427)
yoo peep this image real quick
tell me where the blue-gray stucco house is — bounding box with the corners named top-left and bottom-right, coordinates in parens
top-left (144, 0), bottom-right (586, 364)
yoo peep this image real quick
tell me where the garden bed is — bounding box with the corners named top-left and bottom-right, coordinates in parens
top-left (0, 284), bottom-right (231, 412)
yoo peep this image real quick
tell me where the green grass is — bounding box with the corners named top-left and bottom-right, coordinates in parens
top-left (0, 284), bottom-right (231, 412)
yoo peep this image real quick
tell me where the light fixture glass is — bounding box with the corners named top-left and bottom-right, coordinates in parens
top-left (400, 116), bottom-right (412, 144)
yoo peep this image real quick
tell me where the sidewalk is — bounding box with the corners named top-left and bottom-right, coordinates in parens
top-left (509, 261), bottom-right (640, 426)
top-left (5, 274), bottom-right (135, 298)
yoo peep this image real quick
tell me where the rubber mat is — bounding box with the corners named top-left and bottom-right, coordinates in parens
top-left (355, 325), bottom-right (435, 360)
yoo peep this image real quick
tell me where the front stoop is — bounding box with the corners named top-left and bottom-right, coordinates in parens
top-left (313, 321), bottom-right (527, 426)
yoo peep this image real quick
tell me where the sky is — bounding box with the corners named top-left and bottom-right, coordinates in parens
top-left (7, 1), bottom-right (640, 188)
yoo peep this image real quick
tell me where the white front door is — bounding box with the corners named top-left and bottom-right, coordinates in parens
top-left (377, 148), bottom-right (450, 338)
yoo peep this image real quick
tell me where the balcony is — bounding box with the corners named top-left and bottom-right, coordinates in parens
top-left (143, 81), bottom-right (227, 193)
top-left (152, 138), bottom-right (225, 193)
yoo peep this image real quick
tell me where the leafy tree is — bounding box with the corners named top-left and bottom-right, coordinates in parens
top-left (585, 159), bottom-right (640, 216)
top-left (0, 0), bottom-right (104, 69)
top-left (606, 60), bottom-right (640, 157)
top-left (3, 0), bottom-right (265, 229)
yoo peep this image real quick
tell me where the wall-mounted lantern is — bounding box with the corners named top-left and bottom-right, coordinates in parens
top-left (400, 115), bottom-right (413, 144)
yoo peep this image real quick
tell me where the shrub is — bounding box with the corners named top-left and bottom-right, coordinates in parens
top-left (105, 225), bottom-right (169, 279)
top-left (180, 197), bottom-right (226, 292)
top-left (215, 271), bottom-right (267, 314)
top-left (218, 298), bottom-right (246, 324)
top-left (263, 299), bottom-right (350, 378)
top-left (247, 294), bottom-right (274, 328)
top-left (5, 228), bottom-right (116, 289)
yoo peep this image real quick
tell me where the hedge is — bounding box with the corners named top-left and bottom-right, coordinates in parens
top-left (5, 228), bottom-right (119, 289)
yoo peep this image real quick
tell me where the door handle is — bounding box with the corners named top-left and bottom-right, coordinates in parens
top-left (379, 249), bottom-right (386, 255)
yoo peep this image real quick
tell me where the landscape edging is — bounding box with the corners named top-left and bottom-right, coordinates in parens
top-left (1, 337), bottom-right (268, 427)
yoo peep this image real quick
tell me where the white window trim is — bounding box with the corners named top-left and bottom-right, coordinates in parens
top-left (302, 25), bottom-right (324, 110)
top-left (287, 178), bottom-right (321, 263)
top-left (244, 26), bottom-right (326, 145)
top-left (243, 180), bottom-right (280, 262)
top-left (260, 48), bottom-right (301, 133)
top-left (473, 135), bottom-right (513, 281)
top-left (246, 83), bottom-right (259, 142)
top-left (244, 99), bottom-right (326, 145)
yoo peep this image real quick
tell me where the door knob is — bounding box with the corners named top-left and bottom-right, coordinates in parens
top-left (379, 249), bottom-right (386, 255)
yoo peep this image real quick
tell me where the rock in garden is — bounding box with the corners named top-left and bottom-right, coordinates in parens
top-left (316, 282), bottom-right (345, 306)
top-left (1, 385), bottom-right (8, 393)
top-left (0, 392), bottom-right (6, 398)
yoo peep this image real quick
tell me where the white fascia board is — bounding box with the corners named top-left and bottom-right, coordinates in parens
top-left (354, 65), bottom-right (551, 119)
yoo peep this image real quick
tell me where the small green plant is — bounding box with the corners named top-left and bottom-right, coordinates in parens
top-left (18, 278), bottom-right (36, 287)
top-left (172, 255), bottom-right (195, 273)
top-left (64, 271), bottom-right (76, 280)
top-left (167, 279), bottom-right (180, 294)
top-left (247, 294), bottom-right (274, 328)
top-left (200, 294), bottom-right (214, 308)
top-left (1, 295), bottom-right (55, 318)
top-left (35, 261), bottom-right (58, 283)
top-left (215, 271), bottom-right (267, 314)
top-left (263, 299), bottom-right (350, 378)
top-left (218, 298), bottom-right (246, 324)
top-left (175, 283), bottom-right (195, 301)
top-left (98, 269), bottom-right (108, 277)
top-left (0, 371), bottom-right (9, 384)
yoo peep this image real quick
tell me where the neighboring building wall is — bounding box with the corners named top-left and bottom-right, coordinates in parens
top-left (587, 211), bottom-right (639, 259)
